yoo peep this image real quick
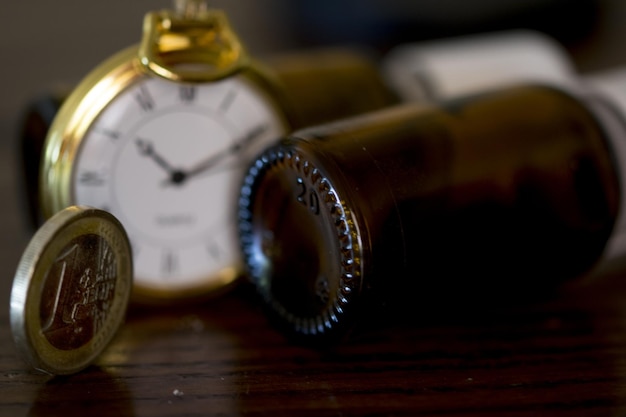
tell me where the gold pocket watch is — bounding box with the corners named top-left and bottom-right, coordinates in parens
top-left (40, 0), bottom-right (293, 302)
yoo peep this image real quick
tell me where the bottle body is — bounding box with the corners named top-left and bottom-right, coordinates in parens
top-left (238, 85), bottom-right (621, 342)
top-left (265, 47), bottom-right (399, 128)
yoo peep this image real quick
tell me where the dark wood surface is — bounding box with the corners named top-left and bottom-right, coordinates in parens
top-left (4, 2), bottom-right (626, 415)
top-left (3, 127), bottom-right (626, 416)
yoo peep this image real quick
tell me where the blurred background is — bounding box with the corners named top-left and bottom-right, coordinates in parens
top-left (3, 0), bottom-right (626, 142)
top-left (1, 0), bottom-right (626, 236)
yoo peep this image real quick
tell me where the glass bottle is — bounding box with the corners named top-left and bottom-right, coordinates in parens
top-left (17, 90), bottom-right (69, 229)
top-left (264, 46), bottom-right (399, 128)
top-left (584, 68), bottom-right (626, 267)
top-left (238, 83), bottom-right (624, 343)
top-left (383, 29), bottom-right (577, 102)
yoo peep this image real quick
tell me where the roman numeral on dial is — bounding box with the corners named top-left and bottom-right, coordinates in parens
top-left (78, 171), bottom-right (106, 186)
top-left (219, 89), bottom-right (237, 112)
top-left (135, 86), bottom-right (155, 111)
top-left (162, 250), bottom-right (178, 276)
top-left (180, 85), bottom-right (196, 103)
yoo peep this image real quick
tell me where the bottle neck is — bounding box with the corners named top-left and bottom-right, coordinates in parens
top-left (583, 70), bottom-right (626, 264)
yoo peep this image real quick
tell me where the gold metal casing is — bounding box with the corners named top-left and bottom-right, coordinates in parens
top-left (39, 6), bottom-right (292, 302)
top-left (138, 8), bottom-right (248, 82)
top-left (40, 46), bottom-right (140, 221)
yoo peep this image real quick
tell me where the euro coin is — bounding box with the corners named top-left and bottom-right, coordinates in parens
top-left (10, 206), bottom-right (133, 375)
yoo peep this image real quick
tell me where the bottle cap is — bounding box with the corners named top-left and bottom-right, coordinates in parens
top-left (238, 145), bottom-right (363, 341)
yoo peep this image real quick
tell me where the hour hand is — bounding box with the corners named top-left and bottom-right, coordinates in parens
top-left (136, 139), bottom-right (174, 172)
top-left (136, 139), bottom-right (191, 185)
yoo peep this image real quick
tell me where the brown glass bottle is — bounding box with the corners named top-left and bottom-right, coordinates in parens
top-left (238, 85), bottom-right (621, 342)
top-left (264, 46), bottom-right (399, 128)
top-left (18, 90), bottom-right (68, 230)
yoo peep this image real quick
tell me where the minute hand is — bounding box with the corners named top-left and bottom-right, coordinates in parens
top-left (179, 124), bottom-right (269, 181)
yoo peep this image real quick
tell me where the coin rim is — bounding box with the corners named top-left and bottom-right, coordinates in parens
top-left (10, 205), bottom-right (133, 375)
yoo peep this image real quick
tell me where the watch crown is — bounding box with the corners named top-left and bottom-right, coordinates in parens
top-left (174, 0), bottom-right (209, 20)
top-left (139, 3), bottom-right (248, 82)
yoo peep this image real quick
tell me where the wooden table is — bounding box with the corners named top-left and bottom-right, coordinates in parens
top-left (2, 137), bottom-right (626, 416)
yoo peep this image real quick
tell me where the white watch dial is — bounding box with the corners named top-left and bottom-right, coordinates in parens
top-left (72, 75), bottom-right (285, 294)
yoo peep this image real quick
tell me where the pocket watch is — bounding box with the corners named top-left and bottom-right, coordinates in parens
top-left (40, 0), bottom-right (293, 302)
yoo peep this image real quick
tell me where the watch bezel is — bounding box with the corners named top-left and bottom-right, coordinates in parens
top-left (40, 45), bottom-right (293, 303)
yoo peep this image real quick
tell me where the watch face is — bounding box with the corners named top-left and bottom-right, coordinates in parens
top-left (71, 75), bottom-right (285, 296)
